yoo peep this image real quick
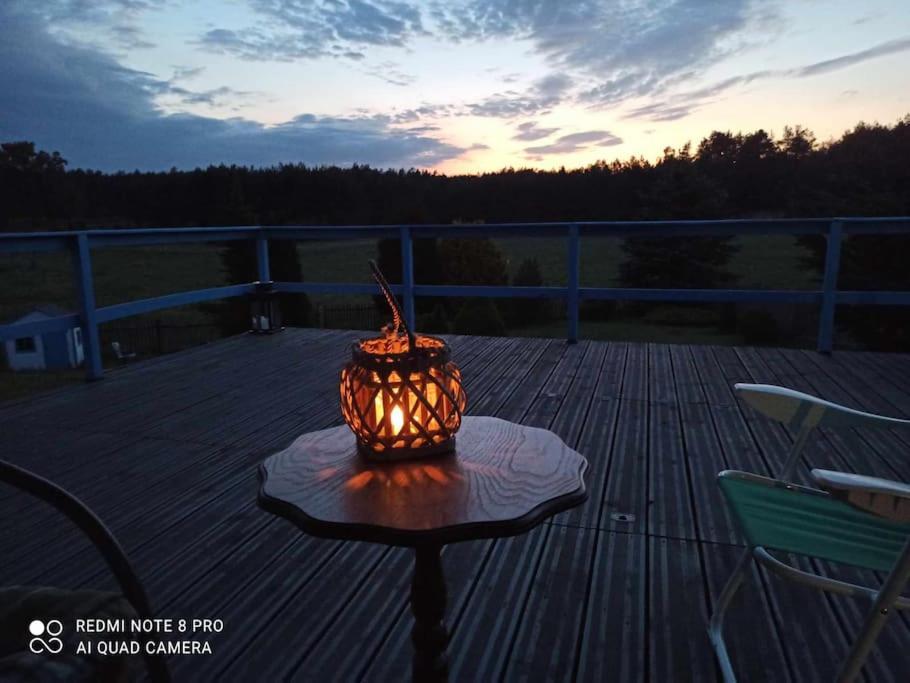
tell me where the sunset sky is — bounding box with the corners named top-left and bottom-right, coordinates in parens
top-left (2, 0), bottom-right (909, 173)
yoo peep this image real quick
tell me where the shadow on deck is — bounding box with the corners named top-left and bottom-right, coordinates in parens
top-left (2, 329), bottom-right (910, 681)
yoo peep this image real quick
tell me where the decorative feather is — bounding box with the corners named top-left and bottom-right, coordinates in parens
top-left (369, 260), bottom-right (415, 349)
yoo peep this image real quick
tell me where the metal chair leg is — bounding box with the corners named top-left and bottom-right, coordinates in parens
top-left (708, 548), bottom-right (754, 683)
top-left (836, 538), bottom-right (910, 682)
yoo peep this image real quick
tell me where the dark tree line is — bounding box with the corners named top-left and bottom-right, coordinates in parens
top-left (4, 119), bottom-right (909, 231)
top-left (2, 115), bottom-right (910, 348)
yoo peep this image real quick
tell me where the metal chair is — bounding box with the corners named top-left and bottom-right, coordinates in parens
top-left (708, 383), bottom-right (910, 682)
top-left (111, 341), bottom-right (137, 361)
top-left (0, 459), bottom-right (170, 682)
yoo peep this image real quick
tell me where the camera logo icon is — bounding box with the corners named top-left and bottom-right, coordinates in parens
top-left (28, 619), bottom-right (64, 654)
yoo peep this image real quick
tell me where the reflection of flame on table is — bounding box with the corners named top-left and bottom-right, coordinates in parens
top-left (343, 463), bottom-right (464, 492)
top-left (316, 466), bottom-right (338, 481)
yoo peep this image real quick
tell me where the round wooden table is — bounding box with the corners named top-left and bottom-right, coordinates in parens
top-left (258, 416), bottom-right (588, 682)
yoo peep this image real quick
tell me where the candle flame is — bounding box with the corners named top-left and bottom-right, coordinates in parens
top-left (391, 405), bottom-right (404, 434)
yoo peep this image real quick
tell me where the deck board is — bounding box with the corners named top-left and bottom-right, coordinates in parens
top-left (2, 328), bottom-right (910, 682)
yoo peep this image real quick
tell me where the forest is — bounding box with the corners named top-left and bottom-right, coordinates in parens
top-left (2, 116), bottom-right (909, 351)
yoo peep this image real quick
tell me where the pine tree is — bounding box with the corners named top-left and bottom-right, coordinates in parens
top-left (620, 147), bottom-right (737, 293)
top-left (509, 257), bottom-right (552, 326)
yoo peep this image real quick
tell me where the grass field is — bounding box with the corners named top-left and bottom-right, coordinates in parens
top-left (494, 234), bottom-right (818, 289)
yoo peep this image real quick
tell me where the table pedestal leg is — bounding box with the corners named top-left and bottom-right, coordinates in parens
top-left (411, 544), bottom-right (448, 683)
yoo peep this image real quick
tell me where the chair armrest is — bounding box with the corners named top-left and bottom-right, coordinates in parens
top-left (734, 383), bottom-right (910, 431)
top-left (811, 469), bottom-right (910, 523)
top-left (0, 460), bottom-right (171, 683)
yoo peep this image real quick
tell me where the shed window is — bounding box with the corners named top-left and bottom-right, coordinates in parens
top-left (15, 337), bottom-right (36, 353)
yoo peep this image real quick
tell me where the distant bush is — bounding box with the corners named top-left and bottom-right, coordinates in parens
top-left (642, 305), bottom-right (719, 327)
top-left (579, 300), bottom-right (617, 321)
top-left (620, 237), bottom-right (738, 290)
top-left (417, 302), bottom-right (450, 334)
top-left (374, 237), bottom-right (443, 316)
top-left (736, 309), bottom-right (780, 345)
top-left (513, 257), bottom-right (544, 287)
top-left (800, 233), bottom-right (910, 351)
top-left (438, 238), bottom-right (508, 287)
top-left (438, 238), bottom-right (510, 334)
top-left (508, 257), bottom-right (554, 326)
top-left (452, 299), bottom-right (506, 336)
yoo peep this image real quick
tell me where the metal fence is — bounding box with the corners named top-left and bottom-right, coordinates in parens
top-left (316, 304), bottom-right (384, 332)
top-left (100, 321), bottom-right (223, 357)
top-left (1, 218), bottom-right (909, 380)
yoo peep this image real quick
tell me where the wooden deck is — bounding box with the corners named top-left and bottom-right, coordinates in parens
top-left (2, 329), bottom-right (910, 682)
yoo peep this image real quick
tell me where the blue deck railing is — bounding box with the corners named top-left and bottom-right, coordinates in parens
top-left (2, 218), bottom-right (909, 380)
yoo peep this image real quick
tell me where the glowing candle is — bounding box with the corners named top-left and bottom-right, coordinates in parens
top-left (391, 405), bottom-right (404, 435)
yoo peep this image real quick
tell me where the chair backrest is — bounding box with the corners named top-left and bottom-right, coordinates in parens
top-left (734, 383), bottom-right (910, 480)
top-left (734, 383), bottom-right (910, 431)
top-left (718, 470), bottom-right (910, 573)
top-left (812, 468), bottom-right (910, 523)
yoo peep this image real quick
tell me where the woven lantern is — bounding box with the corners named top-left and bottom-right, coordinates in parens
top-left (340, 262), bottom-right (466, 461)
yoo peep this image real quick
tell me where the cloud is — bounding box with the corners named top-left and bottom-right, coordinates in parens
top-left (0, 4), bottom-right (464, 171)
top-left (364, 74), bottom-right (572, 123)
top-left (623, 102), bottom-right (694, 122)
top-left (382, 76), bottom-right (570, 125)
top-left (31, 0), bottom-right (166, 51)
top-left (363, 61), bottom-right (417, 87)
top-left (110, 23), bottom-right (156, 49)
top-left (37, 0), bottom-right (167, 22)
top-left (401, 124), bottom-right (440, 134)
top-left (524, 130), bottom-right (622, 156)
top-left (467, 73), bottom-right (573, 118)
top-left (622, 36), bottom-right (910, 122)
top-left (794, 36), bottom-right (910, 77)
top-left (388, 103), bottom-right (458, 124)
top-left (438, 1), bottom-right (766, 105)
top-left (852, 13), bottom-right (880, 26)
top-left (171, 66), bottom-right (205, 82)
top-left (140, 69), bottom-right (264, 110)
top-left (512, 121), bottom-right (559, 141)
top-left (196, 28), bottom-right (308, 61)
top-left (197, 0), bottom-right (427, 62)
top-left (165, 85), bottom-right (258, 107)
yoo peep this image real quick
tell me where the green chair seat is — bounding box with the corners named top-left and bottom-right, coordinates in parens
top-left (718, 470), bottom-right (910, 573)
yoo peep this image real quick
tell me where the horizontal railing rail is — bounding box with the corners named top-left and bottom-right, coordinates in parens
top-left (1, 218), bottom-right (909, 380)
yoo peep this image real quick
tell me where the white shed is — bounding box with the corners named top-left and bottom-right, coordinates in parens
top-left (4, 305), bottom-right (84, 371)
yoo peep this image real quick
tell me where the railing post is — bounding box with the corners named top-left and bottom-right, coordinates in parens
top-left (567, 224), bottom-right (580, 344)
top-left (817, 220), bottom-right (843, 354)
top-left (400, 226), bottom-right (416, 329)
top-left (256, 232), bottom-right (270, 283)
top-left (72, 233), bottom-right (103, 380)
